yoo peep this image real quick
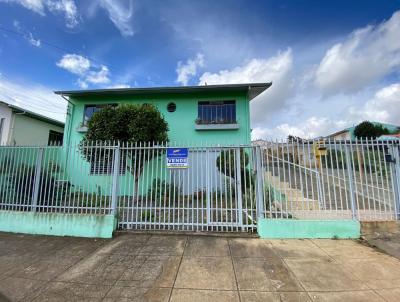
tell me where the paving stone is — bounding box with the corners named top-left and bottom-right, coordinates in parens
top-left (106, 234), bottom-right (150, 255)
top-left (339, 257), bottom-right (400, 281)
top-left (184, 236), bottom-right (230, 257)
top-left (365, 278), bottom-right (400, 289)
top-left (285, 258), bottom-right (368, 291)
top-left (374, 288), bottom-right (400, 302)
top-left (0, 276), bottom-right (46, 301)
top-left (270, 240), bottom-right (329, 259)
top-left (118, 255), bottom-right (181, 288)
top-left (240, 291), bottom-right (311, 302)
top-left (0, 254), bottom-right (38, 277)
top-left (175, 257), bottom-right (236, 290)
top-left (233, 257), bottom-right (303, 291)
top-left (51, 238), bottom-right (107, 258)
top-left (32, 281), bottom-right (111, 301)
top-left (103, 286), bottom-right (171, 302)
top-left (229, 238), bottom-right (278, 258)
top-left (139, 235), bottom-right (186, 256)
top-left (13, 258), bottom-right (80, 281)
top-left (320, 245), bottom-right (385, 260)
top-left (310, 239), bottom-right (361, 248)
top-left (56, 253), bottom-right (129, 285)
top-left (365, 234), bottom-right (400, 260)
top-left (309, 290), bottom-right (385, 301)
top-left (170, 288), bottom-right (239, 302)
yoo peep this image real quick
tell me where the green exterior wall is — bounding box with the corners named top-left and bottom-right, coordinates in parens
top-left (64, 90), bottom-right (251, 146)
top-left (59, 90), bottom-right (252, 196)
top-left (0, 210), bottom-right (117, 238)
top-left (258, 218), bottom-right (360, 239)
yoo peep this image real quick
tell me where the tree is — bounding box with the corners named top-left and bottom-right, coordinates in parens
top-left (82, 104), bottom-right (168, 143)
top-left (354, 121), bottom-right (390, 139)
top-left (287, 135), bottom-right (305, 143)
top-left (81, 104), bottom-right (169, 181)
top-left (215, 149), bottom-right (254, 195)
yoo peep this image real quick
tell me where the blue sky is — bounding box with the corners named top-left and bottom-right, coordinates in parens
top-left (0, 0), bottom-right (399, 138)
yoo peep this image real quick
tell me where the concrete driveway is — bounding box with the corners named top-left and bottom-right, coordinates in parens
top-left (0, 232), bottom-right (400, 301)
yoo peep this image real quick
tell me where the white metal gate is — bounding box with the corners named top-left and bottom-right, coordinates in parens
top-left (117, 144), bottom-right (261, 232)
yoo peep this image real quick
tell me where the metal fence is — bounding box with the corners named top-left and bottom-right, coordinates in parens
top-left (0, 139), bottom-right (399, 233)
top-left (116, 143), bottom-right (260, 232)
top-left (0, 143), bottom-right (115, 215)
top-left (257, 139), bottom-right (400, 221)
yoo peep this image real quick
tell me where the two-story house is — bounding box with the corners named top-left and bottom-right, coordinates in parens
top-left (56, 83), bottom-right (271, 146)
top-left (53, 83), bottom-right (271, 200)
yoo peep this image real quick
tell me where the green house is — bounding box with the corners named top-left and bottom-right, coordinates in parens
top-left (52, 83), bottom-right (271, 197)
top-left (55, 83), bottom-right (271, 146)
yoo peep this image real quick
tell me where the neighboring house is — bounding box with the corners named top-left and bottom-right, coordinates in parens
top-left (55, 83), bottom-right (271, 146)
top-left (325, 122), bottom-right (400, 141)
top-left (378, 134), bottom-right (400, 141)
top-left (0, 101), bottom-right (64, 146)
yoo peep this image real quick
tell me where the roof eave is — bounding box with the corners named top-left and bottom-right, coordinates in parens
top-left (54, 82), bottom-right (272, 101)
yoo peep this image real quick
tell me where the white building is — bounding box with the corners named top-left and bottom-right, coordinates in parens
top-left (0, 101), bottom-right (64, 146)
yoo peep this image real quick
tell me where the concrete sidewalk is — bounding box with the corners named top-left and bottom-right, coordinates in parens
top-left (1, 232), bottom-right (400, 301)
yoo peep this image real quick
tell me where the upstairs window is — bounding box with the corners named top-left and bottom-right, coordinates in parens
top-left (83, 104), bottom-right (117, 125)
top-left (197, 101), bottom-right (236, 124)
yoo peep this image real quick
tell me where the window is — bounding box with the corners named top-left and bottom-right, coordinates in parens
top-left (90, 152), bottom-right (126, 175)
top-left (48, 130), bottom-right (63, 145)
top-left (197, 101), bottom-right (236, 124)
top-left (167, 102), bottom-right (176, 112)
top-left (83, 104), bottom-right (117, 125)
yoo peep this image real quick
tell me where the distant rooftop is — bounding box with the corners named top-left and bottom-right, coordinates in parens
top-left (54, 82), bottom-right (272, 101)
top-left (0, 101), bottom-right (64, 128)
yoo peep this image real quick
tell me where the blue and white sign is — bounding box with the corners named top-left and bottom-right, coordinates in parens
top-left (166, 148), bottom-right (189, 168)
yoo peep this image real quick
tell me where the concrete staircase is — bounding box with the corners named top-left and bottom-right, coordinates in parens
top-left (265, 171), bottom-right (320, 217)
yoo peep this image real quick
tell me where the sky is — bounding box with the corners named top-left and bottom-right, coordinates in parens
top-left (0, 0), bottom-right (399, 139)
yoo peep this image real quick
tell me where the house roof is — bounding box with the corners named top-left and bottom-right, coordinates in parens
top-left (54, 82), bottom-right (272, 101)
top-left (0, 101), bottom-right (64, 128)
top-left (378, 134), bottom-right (400, 141)
top-left (325, 129), bottom-right (349, 138)
top-left (326, 121), bottom-right (400, 139)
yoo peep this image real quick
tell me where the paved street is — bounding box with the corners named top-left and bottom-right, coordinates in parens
top-left (1, 232), bottom-right (400, 301)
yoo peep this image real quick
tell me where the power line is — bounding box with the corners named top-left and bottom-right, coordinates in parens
top-left (0, 25), bottom-right (149, 80)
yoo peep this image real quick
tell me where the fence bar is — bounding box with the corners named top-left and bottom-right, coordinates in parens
top-left (344, 145), bottom-right (357, 219)
top-left (111, 144), bottom-right (121, 215)
top-left (31, 147), bottom-right (44, 212)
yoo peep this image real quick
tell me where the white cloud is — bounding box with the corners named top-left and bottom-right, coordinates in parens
top-left (1, 0), bottom-right (45, 14)
top-left (349, 83), bottom-right (400, 125)
top-left (56, 54), bottom-right (110, 88)
top-left (56, 54), bottom-right (90, 75)
top-left (199, 49), bottom-right (294, 125)
top-left (0, 77), bottom-right (66, 122)
top-left (176, 53), bottom-right (204, 86)
top-left (315, 10), bottom-right (400, 95)
top-left (107, 84), bottom-right (131, 89)
top-left (47, 0), bottom-right (78, 28)
top-left (85, 65), bottom-right (110, 85)
top-left (13, 19), bottom-right (41, 47)
top-left (27, 32), bottom-right (41, 47)
top-left (98, 0), bottom-right (135, 37)
top-left (252, 117), bottom-right (348, 140)
top-left (1, 0), bottom-right (79, 28)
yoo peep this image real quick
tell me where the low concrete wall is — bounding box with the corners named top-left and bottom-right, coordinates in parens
top-left (0, 211), bottom-right (117, 238)
top-left (258, 219), bottom-right (360, 239)
top-left (361, 221), bottom-right (400, 237)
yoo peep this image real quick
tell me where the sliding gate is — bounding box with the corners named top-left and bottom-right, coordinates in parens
top-left (117, 144), bottom-right (262, 232)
